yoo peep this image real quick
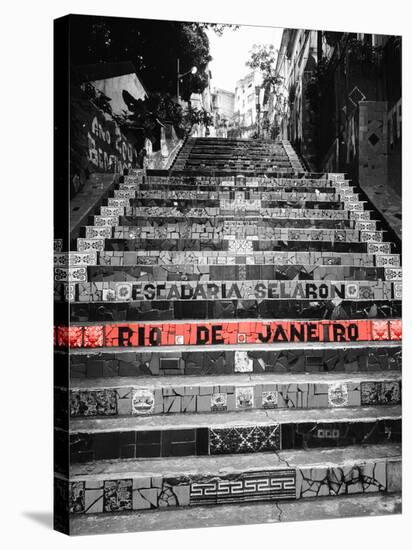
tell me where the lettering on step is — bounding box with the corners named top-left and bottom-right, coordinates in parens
top-left (128, 282), bottom-right (347, 301)
top-left (56, 320), bottom-right (401, 348)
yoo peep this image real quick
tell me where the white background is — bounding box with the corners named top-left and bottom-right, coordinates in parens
top-left (0, 0), bottom-right (410, 548)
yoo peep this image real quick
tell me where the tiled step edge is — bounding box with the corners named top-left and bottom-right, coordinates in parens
top-left (58, 443), bottom-right (401, 515)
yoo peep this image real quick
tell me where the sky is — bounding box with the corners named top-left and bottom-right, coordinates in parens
top-left (206, 24), bottom-right (284, 93)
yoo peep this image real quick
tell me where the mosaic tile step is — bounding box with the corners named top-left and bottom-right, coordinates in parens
top-left (117, 204), bottom-right (361, 219)
top-left (62, 299), bottom-right (401, 324)
top-left (62, 343), bottom-right (402, 379)
top-left (60, 280), bottom-right (397, 303)
top-left (115, 225), bottom-right (383, 244)
top-left (145, 174), bottom-right (348, 184)
top-left (85, 264), bottom-right (400, 282)
top-left (128, 187), bottom-right (344, 200)
top-left (62, 444), bottom-right (401, 518)
top-left (117, 191), bottom-right (345, 204)
top-left (106, 206), bottom-right (370, 221)
top-left (95, 250), bottom-right (399, 267)
top-left (66, 373), bottom-right (401, 418)
top-left (54, 319), bottom-right (403, 349)
top-left (103, 238), bottom-right (376, 253)
top-left (68, 492), bottom-right (402, 534)
top-left (137, 177), bottom-right (352, 189)
top-left (113, 217), bottom-right (374, 232)
top-left (66, 408), bottom-right (401, 462)
top-left (68, 403), bottom-right (401, 433)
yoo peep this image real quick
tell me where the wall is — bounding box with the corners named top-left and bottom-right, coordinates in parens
top-left (90, 73), bottom-right (147, 116)
top-left (70, 92), bottom-right (140, 185)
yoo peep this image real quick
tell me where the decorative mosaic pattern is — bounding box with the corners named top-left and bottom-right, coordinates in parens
top-left (70, 389), bottom-right (117, 417)
top-left (103, 479), bottom-right (133, 513)
top-left (384, 268), bottom-right (402, 281)
top-left (328, 383), bottom-right (349, 407)
top-left (209, 425), bottom-right (281, 454)
top-left (53, 251), bottom-right (97, 267)
top-left (190, 469), bottom-right (296, 505)
top-left (360, 381), bottom-right (401, 405)
top-left (95, 250), bottom-right (383, 267)
top-left (54, 238), bottom-right (63, 253)
top-left (131, 388), bottom-right (155, 415)
top-left (68, 378), bottom-right (399, 417)
top-left (85, 226), bottom-right (112, 239)
top-left (69, 419), bottom-right (401, 462)
top-left (54, 267), bottom-right (87, 283)
top-left (367, 242), bottom-right (391, 254)
top-left (297, 462), bottom-right (387, 498)
top-left (77, 238), bottom-right (105, 252)
top-left (69, 481), bottom-right (85, 514)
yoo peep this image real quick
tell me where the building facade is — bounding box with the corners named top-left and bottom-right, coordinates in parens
top-left (271, 31), bottom-right (401, 205)
top-left (211, 88), bottom-right (235, 137)
top-left (233, 71), bottom-right (264, 137)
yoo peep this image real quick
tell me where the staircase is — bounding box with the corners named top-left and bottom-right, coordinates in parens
top-left (54, 137), bottom-right (402, 535)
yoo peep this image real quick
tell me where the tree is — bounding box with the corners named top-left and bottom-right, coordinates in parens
top-left (246, 44), bottom-right (283, 90)
top-left (69, 15), bottom-right (236, 101)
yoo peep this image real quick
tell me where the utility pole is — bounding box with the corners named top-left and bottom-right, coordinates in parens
top-left (177, 58), bottom-right (180, 101)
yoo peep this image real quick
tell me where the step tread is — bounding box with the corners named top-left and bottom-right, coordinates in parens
top-left (69, 371), bottom-right (401, 391)
top-left (68, 443), bottom-right (401, 479)
top-left (69, 492), bottom-right (401, 534)
top-left (69, 404), bottom-right (401, 433)
top-left (64, 339), bottom-right (402, 355)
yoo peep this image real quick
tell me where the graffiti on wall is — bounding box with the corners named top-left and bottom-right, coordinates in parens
top-left (87, 113), bottom-right (137, 173)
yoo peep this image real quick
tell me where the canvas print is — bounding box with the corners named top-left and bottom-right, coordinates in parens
top-left (53, 14), bottom-right (402, 535)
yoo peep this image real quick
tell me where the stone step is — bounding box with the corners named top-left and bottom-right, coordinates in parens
top-left (93, 249), bottom-right (399, 267)
top-left (100, 237), bottom-right (388, 254)
top-left (102, 208), bottom-right (371, 221)
top-left (61, 280), bottom-right (396, 303)
top-left (142, 177), bottom-right (351, 187)
top-left (136, 179), bottom-right (351, 190)
top-left (66, 406), bottom-right (401, 461)
top-left (110, 225), bottom-right (384, 244)
top-left (62, 298), bottom-right (401, 323)
top-left (54, 319), bottom-right (402, 349)
top-left (85, 263), bottom-right (400, 280)
top-left (67, 491), bottom-right (401, 535)
top-left (111, 217), bottom-right (376, 230)
top-left (61, 342), bottom-right (402, 379)
top-left (61, 444), bottom-right (400, 525)
top-left (66, 372), bottom-right (401, 418)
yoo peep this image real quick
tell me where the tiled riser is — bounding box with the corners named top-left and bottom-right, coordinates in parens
top-left (67, 380), bottom-right (401, 418)
top-left (121, 192), bottom-right (345, 204)
top-left (85, 265), bottom-right (400, 281)
top-left (60, 459), bottom-right (400, 515)
top-left (68, 419), bottom-right (401, 462)
top-left (59, 280), bottom-right (397, 302)
top-left (144, 176), bottom-right (347, 186)
top-left (94, 251), bottom-right (398, 267)
top-left (114, 219), bottom-right (373, 231)
top-left (63, 300), bottom-right (401, 323)
top-left (54, 319), bottom-right (402, 349)
top-left (129, 188), bottom-right (344, 199)
top-left (63, 346), bottom-right (402, 379)
top-left (115, 206), bottom-right (366, 219)
top-left (103, 239), bottom-right (381, 253)
top-left (112, 226), bottom-right (382, 242)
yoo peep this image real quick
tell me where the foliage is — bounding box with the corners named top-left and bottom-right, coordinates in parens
top-left (70, 15), bottom-right (236, 101)
top-left (246, 44), bottom-right (283, 90)
top-left (346, 37), bottom-right (383, 63)
top-left (182, 106), bottom-right (214, 130)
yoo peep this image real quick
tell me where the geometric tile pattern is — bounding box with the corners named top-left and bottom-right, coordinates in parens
top-left (209, 425), bottom-right (281, 454)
